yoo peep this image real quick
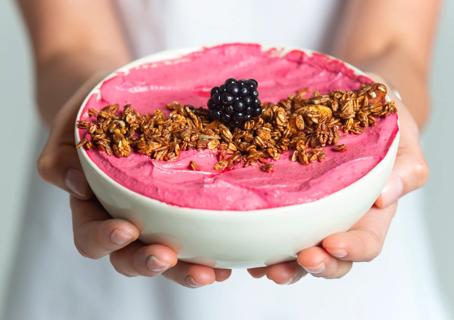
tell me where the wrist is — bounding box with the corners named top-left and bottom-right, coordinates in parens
top-left (37, 52), bottom-right (127, 125)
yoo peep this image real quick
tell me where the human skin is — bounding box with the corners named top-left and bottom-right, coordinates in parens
top-left (17, 0), bottom-right (438, 287)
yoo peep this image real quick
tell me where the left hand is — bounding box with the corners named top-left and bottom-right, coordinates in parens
top-left (248, 82), bottom-right (429, 284)
top-left (38, 76), bottom-right (232, 288)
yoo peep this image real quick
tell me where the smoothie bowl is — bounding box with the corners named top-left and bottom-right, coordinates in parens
top-left (75, 43), bottom-right (399, 268)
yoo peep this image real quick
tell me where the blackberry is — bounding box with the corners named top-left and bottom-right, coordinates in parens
top-left (208, 78), bottom-right (262, 128)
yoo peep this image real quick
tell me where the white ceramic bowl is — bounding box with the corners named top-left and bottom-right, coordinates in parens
top-left (75, 45), bottom-right (399, 269)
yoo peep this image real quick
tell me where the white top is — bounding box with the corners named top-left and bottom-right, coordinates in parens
top-left (114, 0), bottom-right (342, 57)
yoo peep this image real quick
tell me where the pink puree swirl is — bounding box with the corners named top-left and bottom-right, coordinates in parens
top-left (79, 44), bottom-right (398, 211)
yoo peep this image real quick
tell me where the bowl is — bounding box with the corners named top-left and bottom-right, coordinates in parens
top-left (75, 45), bottom-right (399, 268)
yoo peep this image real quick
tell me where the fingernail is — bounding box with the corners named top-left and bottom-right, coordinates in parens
top-left (146, 256), bottom-right (170, 273)
top-left (65, 169), bottom-right (91, 199)
top-left (329, 249), bottom-right (348, 258)
top-left (378, 174), bottom-right (403, 208)
top-left (304, 263), bottom-right (325, 274)
top-left (185, 275), bottom-right (201, 288)
top-left (110, 229), bottom-right (134, 246)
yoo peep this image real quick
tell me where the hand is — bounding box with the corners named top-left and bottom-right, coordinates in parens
top-left (38, 76), bottom-right (231, 288)
top-left (248, 81), bottom-right (429, 284)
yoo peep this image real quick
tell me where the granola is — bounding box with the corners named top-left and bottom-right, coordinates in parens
top-left (77, 83), bottom-right (396, 172)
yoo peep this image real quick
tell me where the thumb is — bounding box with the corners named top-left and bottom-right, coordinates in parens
top-left (37, 76), bottom-right (102, 199)
top-left (375, 91), bottom-right (429, 208)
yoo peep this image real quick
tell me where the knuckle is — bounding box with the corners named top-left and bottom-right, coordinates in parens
top-left (330, 273), bottom-right (345, 279)
top-left (357, 230), bottom-right (383, 262)
top-left (37, 153), bottom-right (55, 181)
top-left (273, 277), bottom-right (292, 285)
top-left (364, 248), bottom-right (381, 262)
top-left (73, 237), bottom-right (99, 260)
top-left (332, 263), bottom-right (353, 279)
top-left (74, 240), bottom-right (89, 258)
top-left (109, 254), bottom-right (136, 277)
top-left (364, 232), bottom-right (383, 262)
top-left (412, 158), bottom-right (429, 187)
top-left (365, 250), bottom-right (381, 262)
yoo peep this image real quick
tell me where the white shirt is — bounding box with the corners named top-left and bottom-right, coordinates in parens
top-left (115, 0), bottom-right (342, 57)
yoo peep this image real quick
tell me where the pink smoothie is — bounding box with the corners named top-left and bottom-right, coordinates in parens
top-left (78, 44), bottom-right (398, 211)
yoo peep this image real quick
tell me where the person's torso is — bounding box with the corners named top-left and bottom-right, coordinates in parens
top-left (114, 0), bottom-right (342, 57)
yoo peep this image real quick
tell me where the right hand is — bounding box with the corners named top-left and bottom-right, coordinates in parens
top-left (38, 76), bottom-right (231, 287)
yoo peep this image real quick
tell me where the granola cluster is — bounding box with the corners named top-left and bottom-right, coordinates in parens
top-left (76, 83), bottom-right (396, 172)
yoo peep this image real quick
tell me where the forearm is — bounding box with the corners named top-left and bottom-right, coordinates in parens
top-left (36, 51), bottom-right (129, 126)
top-left (337, 46), bottom-right (430, 129)
top-left (16, 0), bottom-right (131, 126)
top-left (333, 0), bottom-right (441, 129)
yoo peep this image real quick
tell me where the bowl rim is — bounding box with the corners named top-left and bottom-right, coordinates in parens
top-left (75, 42), bottom-right (399, 215)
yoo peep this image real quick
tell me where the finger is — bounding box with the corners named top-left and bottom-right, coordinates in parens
top-left (214, 268), bottom-right (232, 282)
top-left (163, 262), bottom-right (217, 288)
top-left (265, 261), bottom-right (307, 284)
top-left (297, 247), bottom-right (352, 279)
top-left (366, 75), bottom-right (428, 208)
top-left (247, 266), bottom-right (267, 279)
top-left (375, 172), bottom-right (403, 209)
top-left (111, 243), bottom-right (222, 285)
top-left (376, 106), bottom-right (428, 207)
top-left (70, 196), bottom-right (140, 259)
top-left (38, 143), bottom-right (92, 199)
top-left (322, 204), bottom-right (397, 262)
top-left (110, 243), bottom-right (177, 277)
top-left (37, 76), bottom-right (104, 199)
top-left (109, 242), bottom-right (142, 277)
